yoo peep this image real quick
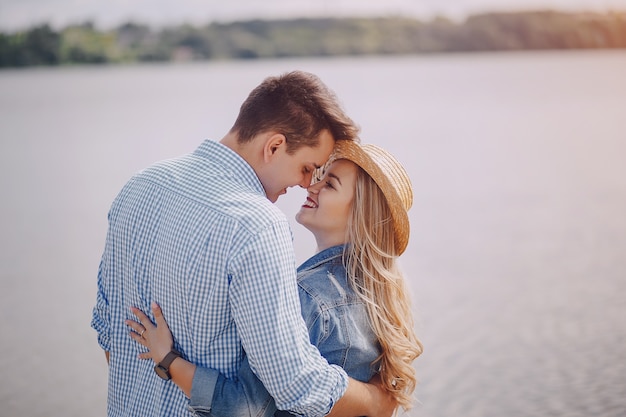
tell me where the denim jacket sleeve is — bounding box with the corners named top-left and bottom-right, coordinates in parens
top-left (187, 356), bottom-right (277, 417)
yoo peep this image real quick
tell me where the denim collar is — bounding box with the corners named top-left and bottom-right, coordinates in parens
top-left (297, 244), bottom-right (347, 273)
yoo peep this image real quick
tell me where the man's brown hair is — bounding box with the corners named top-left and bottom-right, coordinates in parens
top-left (230, 71), bottom-right (360, 153)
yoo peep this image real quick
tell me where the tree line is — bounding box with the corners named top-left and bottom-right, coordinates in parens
top-left (1, 10), bottom-right (625, 68)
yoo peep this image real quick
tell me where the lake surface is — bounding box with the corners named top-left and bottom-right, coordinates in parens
top-left (1, 51), bottom-right (625, 417)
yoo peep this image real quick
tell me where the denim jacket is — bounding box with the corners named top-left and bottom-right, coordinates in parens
top-left (187, 244), bottom-right (380, 417)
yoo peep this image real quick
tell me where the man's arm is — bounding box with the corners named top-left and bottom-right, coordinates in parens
top-left (230, 222), bottom-right (398, 417)
top-left (229, 222), bottom-right (347, 416)
top-left (130, 303), bottom-right (396, 417)
top-left (328, 376), bottom-right (397, 417)
top-left (165, 354), bottom-right (396, 417)
top-left (92, 240), bottom-right (112, 361)
top-left (189, 363), bottom-right (397, 417)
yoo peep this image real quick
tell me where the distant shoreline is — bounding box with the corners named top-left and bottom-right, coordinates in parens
top-left (1, 10), bottom-right (625, 68)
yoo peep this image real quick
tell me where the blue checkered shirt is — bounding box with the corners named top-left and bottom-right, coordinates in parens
top-left (91, 139), bottom-right (348, 417)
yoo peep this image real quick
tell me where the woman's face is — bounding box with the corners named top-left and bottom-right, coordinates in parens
top-left (296, 159), bottom-right (358, 249)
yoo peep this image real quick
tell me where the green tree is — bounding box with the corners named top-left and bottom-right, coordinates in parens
top-left (0, 24), bottom-right (60, 67)
top-left (59, 22), bottom-right (121, 64)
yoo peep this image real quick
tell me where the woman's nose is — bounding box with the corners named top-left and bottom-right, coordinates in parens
top-left (307, 181), bottom-right (321, 194)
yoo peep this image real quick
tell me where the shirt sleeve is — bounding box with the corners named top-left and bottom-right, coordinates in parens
top-left (228, 220), bottom-right (348, 417)
top-left (188, 356), bottom-right (277, 417)
top-left (91, 230), bottom-right (112, 352)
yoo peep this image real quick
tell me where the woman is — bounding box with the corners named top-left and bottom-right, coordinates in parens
top-left (127, 141), bottom-right (423, 416)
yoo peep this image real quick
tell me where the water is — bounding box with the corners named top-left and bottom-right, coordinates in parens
top-left (1, 51), bottom-right (625, 417)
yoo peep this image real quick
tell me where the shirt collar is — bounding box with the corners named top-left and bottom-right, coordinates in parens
top-left (297, 244), bottom-right (347, 273)
top-left (194, 139), bottom-right (266, 197)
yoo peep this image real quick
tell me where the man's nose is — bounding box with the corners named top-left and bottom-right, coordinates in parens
top-left (299, 171), bottom-right (314, 188)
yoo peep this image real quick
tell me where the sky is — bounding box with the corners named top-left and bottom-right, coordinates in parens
top-left (1, 0), bottom-right (626, 31)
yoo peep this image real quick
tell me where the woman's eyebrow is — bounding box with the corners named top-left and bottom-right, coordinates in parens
top-left (327, 172), bottom-right (342, 186)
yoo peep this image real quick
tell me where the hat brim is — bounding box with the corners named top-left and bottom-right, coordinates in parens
top-left (330, 141), bottom-right (412, 255)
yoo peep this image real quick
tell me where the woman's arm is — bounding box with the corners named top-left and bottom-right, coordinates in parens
top-left (128, 303), bottom-right (396, 417)
top-left (127, 303), bottom-right (276, 417)
top-left (190, 356), bottom-right (277, 417)
top-left (127, 304), bottom-right (193, 395)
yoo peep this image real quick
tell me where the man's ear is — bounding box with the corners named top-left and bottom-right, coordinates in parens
top-left (263, 133), bottom-right (286, 162)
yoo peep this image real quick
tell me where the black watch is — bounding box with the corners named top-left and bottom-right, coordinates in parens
top-left (154, 350), bottom-right (181, 380)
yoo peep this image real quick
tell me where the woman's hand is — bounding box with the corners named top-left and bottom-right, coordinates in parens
top-left (126, 302), bottom-right (174, 364)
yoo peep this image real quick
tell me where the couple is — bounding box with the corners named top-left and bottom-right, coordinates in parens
top-left (92, 70), bottom-right (422, 417)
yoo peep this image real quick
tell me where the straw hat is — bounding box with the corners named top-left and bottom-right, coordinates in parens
top-left (327, 140), bottom-right (413, 255)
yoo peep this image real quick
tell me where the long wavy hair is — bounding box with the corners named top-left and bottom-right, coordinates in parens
top-left (343, 166), bottom-right (423, 411)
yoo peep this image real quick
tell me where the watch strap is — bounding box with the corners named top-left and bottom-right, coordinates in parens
top-left (158, 350), bottom-right (181, 371)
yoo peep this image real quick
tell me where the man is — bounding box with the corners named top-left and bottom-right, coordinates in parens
top-left (92, 71), bottom-right (396, 416)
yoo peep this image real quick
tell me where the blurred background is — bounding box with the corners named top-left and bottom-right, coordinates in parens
top-left (1, 1), bottom-right (625, 416)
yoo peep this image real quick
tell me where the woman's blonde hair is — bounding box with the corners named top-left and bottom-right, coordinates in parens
top-left (343, 166), bottom-right (423, 411)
